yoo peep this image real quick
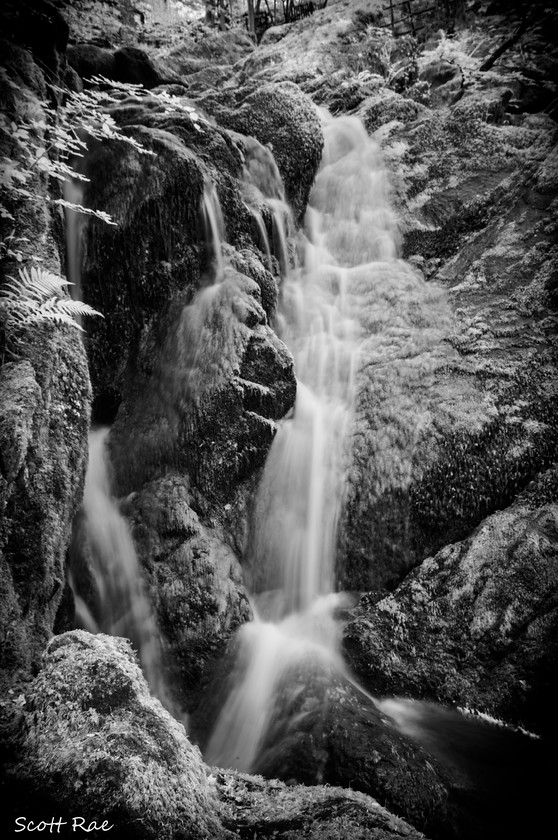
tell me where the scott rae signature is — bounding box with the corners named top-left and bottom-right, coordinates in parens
top-left (15, 818), bottom-right (113, 833)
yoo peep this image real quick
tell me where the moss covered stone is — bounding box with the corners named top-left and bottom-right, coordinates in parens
top-left (4, 630), bottom-right (429, 840)
top-left (210, 82), bottom-right (323, 223)
top-left (10, 631), bottom-right (227, 840)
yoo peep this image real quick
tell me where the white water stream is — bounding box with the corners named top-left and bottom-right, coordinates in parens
top-left (205, 113), bottom-right (403, 770)
top-left (63, 178), bottom-right (86, 308)
top-left (71, 429), bottom-right (175, 713)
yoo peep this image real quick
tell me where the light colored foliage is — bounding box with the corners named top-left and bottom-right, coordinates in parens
top-left (0, 265), bottom-right (103, 341)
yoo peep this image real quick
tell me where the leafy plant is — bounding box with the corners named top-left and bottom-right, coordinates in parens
top-left (0, 265), bottom-right (102, 351)
top-left (0, 71), bottom-right (204, 225)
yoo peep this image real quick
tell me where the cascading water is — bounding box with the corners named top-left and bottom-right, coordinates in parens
top-left (63, 178), bottom-right (86, 306)
top-left (202, 114), bottom-right (548, 828)
top-left (69, 177), bottom-right (232, 716)
top-left (240, 135), bottom-right (292, 278)
top-left (201, 177), bottom-right (226, 283)
top-left (205, 113), bottom-right (402, 771)
top-left (71, 428), bottom-right (175, 713)
top-left (180, 155), bottom-right (291, 401)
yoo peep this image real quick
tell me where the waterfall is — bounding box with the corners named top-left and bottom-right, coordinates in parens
top-left (205, 113), bottom-right (401, 770)
top-left (63, 178), bottom-right (86, 306)
top-left (70, 428), bottom-right (175, 715)
top-left (241, 135), bottom-right (292, 278)
top-left (201, 177), bottom-right (226, 282)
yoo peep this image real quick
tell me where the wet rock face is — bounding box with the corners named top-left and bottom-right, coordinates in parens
top-left (0, 35), bottom-right (91, 679)
top-left (343, 486), bottom-right (558, 741)
top-left (253, 661), bottom-right (450, 839)
top-left (106, 265), bottom-right (295, 503)
top-left (120, 474), bottom-right (252, 712)
top-left (0, 341), bottom-right (90, 676)
top-left (71, 91), bottom-right (297, 708)
top-left (79, 113), bottom-right (227, 413)
top-left (103, 265), bottom-right (294, 709)
top-left (79, 98), bottom-right (292, 422)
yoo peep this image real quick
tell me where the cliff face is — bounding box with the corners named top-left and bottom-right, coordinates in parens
top-left (0, 2), bottom-right (92, 682)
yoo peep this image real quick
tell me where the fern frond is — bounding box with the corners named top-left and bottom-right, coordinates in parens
top-left (33, 295), bottom-right (101, 325)
top-left (52, 198), bottom-right (117, 225)
top-left (4, 266), bottom-right (72, 304)
top-left (1, 265), bottom-right (103, 340)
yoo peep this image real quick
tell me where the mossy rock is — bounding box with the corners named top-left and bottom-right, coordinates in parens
top-left (7, 631), bottom-right (227, 840)
top-left (119, 473), bottom-right (252, 712)
top-left (215, 770), bottom-right (428, 840)
top-left (79, 101), bottom-right (259, 415)
top-left (209, 81), bottom-right (323, 223)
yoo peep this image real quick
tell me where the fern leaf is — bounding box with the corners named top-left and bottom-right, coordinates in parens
top-left (23, 298), bottom-right (86, 332)
top-left (1, 266), bottom-right (103, 339)
top-left (7, 266), bottom-right (72, 303)
top-left (37, 296), bottom-right (102, 321)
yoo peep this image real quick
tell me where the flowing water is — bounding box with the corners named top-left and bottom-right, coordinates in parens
top-left (63, 178), bottom-right (86, 307)
top-left (202, 113), bottom-right (545, 793)
top-left (64, 108), bottom-right (544, 816)
top-left (201, 177), bottom-right (226, 283)
top-left (205, 113), bottom-right (406, 770)
top-left (240, 135), bottom-right (292, 276)
top-left (70, 428), bottom-right (175, 714)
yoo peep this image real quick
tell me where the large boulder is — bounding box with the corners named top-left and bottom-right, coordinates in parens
top-left (253, 661), bottom-right (451, 839)
top-left (343, 479), bottom-right (558, 742)
top-left (337, 28), bottom-right (558, 590)
top-left (3, 631), bottom-right (227, 839)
